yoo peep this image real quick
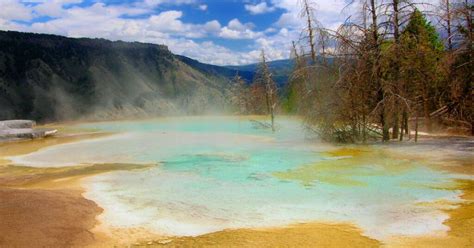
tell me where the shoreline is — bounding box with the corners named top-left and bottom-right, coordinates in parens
top-left (0, 129), bottom-right (154, 247)
top-left (0, 124), bottom-right (472, 247)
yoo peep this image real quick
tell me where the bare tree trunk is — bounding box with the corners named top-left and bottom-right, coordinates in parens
top-left (393, 0), bottom-right (400, 41)
top-left (382, 111), bottom-right (390, 141)
top-left (399, 117), bottom-right (404, 141)
top-left (260, 50), bottom-right (276, 132)
top-left (392, 115), bottom-right (399, 139)
top-left (404, 111), bottom-right (409, 135)
top-left (423, 90), bottom-right (432, 132)
top-left (271, 105), bottom-right (275, 132)
top-left (303, 0), bottom-right (317, 63)
top-left (391, 0), bottom-right (401, 140)
top-left (370, 0), bottom-right (379, 46)
top-left (466, 0), bottom-right (473, 135)
top-left (401, 109), bottom-right (408, 141)
top-left (369, 0), bottom-right (389, 142)
top-left (446, 0), bottom-right (453, 50)
top-left (415, 111), bottom-right (419, 142)
top-left (363, 114), bottom-right (367, 143)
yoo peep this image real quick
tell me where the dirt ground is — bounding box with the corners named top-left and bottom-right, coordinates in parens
top-left (0, 188), bottom-right (102, 248)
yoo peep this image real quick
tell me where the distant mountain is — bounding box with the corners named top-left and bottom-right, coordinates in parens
top-left (177, 56), bottom-right (295, 87)
top-left (227, 59), bottom-right (294, 87)
top-left (0, 30), bottom-right (247, 122)
top-left (227, 57), bottom-right (338, 88)
top-left (177, 55), bottom-right (255, 83)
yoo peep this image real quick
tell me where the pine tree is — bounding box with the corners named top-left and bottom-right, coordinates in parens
top-left (400, 9), bottom-right (444, 137)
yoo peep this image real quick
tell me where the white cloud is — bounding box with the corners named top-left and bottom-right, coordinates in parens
top-left (227, 18), bottom-right (247, 31)
top-left (219, 19), bottom-right (262, 40)
top-left (33, 0), bottom-right (82, 18)
top-left (203, 20), bottom-right (221, 33)
top-left (272, 0), bottom-right (352, 30)
top-left (244, 1), bottom-right (276, 15)
top-left (0, 0), bottom-right (33, 21)
top-left (149, 11), bottom-right (185, 32)
top-left (219, 27), bottom-right (243, 39)
top-left (0, 17), bottom-right (24, 31)
top-left (275, 12), bottom-right (301, 29)
top-left (264, 27), bottom-right (277, 33)
top-left (142, 0), bottom-right (196, 7)
top-left (198, 4), bottom-right (208, 11)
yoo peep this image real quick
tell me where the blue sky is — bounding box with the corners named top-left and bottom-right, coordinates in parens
top-left (0, 0), bottom-right (351, 65)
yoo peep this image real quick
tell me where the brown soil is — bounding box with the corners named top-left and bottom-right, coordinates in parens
top-left (0, 163), bottom-right (153, 248)
top-left (0, 131), bottom-right (121, 248)
top-left (0, 188), bottom-right (102, 248)
top-left (132, 223), bottom-right (380, 248)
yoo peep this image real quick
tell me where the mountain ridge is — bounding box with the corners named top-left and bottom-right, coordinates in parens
top-left (226, 58), bottom-right (294, 87)
top-left (0, 30), bottom-right (252, 121)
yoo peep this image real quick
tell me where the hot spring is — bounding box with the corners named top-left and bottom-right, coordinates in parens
top-left (8, 116), bottom-right (470, 241)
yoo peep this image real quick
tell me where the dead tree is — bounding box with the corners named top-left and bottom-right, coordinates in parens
top-left (300, 0), bottom-right (317, 63)
top-left (438, 0), bottom-right (454, 50)
top-left (256, 50), bottom-right (277, 132)
top-left (368, 0), bottom-right (392, 142)
top-left (230, 73), bottom-right (249, 115)
top-left (386, 0), bottom-right (416, 140)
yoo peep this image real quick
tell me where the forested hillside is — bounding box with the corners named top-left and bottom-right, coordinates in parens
top-left (227, 59), bottom-right (294, 87)
top-left (0, 31), bottom-right (243, 121)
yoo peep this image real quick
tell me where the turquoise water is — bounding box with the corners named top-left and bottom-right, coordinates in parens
top-left (9, 117), bottom-right (467, 240)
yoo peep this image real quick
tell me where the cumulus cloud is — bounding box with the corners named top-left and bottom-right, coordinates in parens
top-left (0, 0), bottom-right (33, 21)
top-left (272, 0), bottom-right (351, 30)
top-left (142, 0), bottom-right (196, 7)
top-left (228, 18), bottom-right (247, 31)
top-left (33, 0), bottom-right (83, 18)
top-left (275, 12), bottom-right (302, 29)
top-left (198, 4), bottom-right (208, 11)
top-left (203, 20), bottom-right (221, 33)
top-left (219, 19), bottom-right (262, 40)
top-left (244, 1), bottom-right (276, 15)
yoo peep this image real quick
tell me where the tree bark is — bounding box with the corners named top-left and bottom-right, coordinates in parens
top-left (369, 0), bottom-right (389, 142)
top-left (423, 89), bottom-right (432, 132)
top-left (303, 0), bottom-right (317, 63)
top-left (446, 0), bottom-right (453, 50)
top-left (391, 0), bottom-right (401, 140)
top-left (399, 117), bottom-right (404, 141)
top-left (415, 112), bottom-right (419, 142)
top-left (392, 115), bottom-right (399, 139)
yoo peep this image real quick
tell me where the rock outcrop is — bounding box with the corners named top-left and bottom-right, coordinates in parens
top-left (0, 120), bottom-right (57, 141)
